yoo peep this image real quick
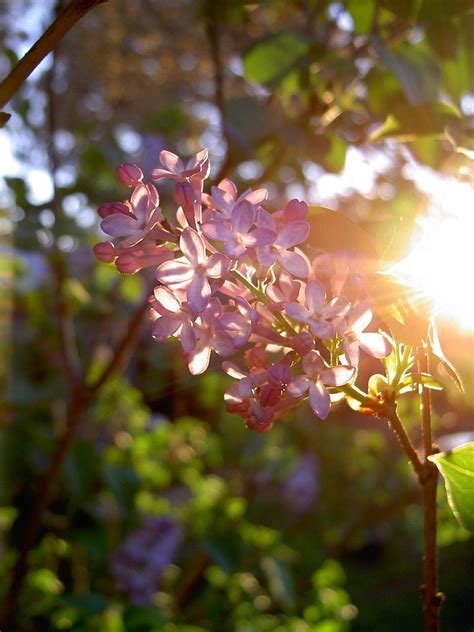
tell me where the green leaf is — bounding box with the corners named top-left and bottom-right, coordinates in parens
top-left (371, 37), bottom-right (440, 105)
top-left (429, 442), bottom-right (474, 532)
top-left (370, 102), bottom-right (460, 141)
top-left (347, 0), bottom-right (375, 33)
top-left (398, 372), bottom-right (443, 394)
top-left (379, 0), bottom-right (421, 21)
top-left (428, 319), bottom-right (464, 392)
top-left (243, 32), bottom-right (310, 85)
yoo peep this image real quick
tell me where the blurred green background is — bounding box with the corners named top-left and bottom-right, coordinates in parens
top-left (0, 0), bottom-right (473, 630)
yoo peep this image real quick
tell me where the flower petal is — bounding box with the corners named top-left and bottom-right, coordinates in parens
top-left (206, 254), bottom-right (230, 278)
top-left (154, 286), bottom-right (181, 312)
top-left (347, 300), bottom-right (373, 333)
top-left (201, 221), bottom-right (232, 242)
top-left (159, 150), bottom-right (184, 174)
top-left (287, 375), bottom-right (310, 397)
top-left (275, 221), bottom-right (309, 249)
top-left (101, 214), bottom-right (137, 237)
top-left (320, 365), bottom-right (355, 387)
top-left (187, 274), bottom-right (211, 313)
top-left (240, 228), bottom-right (276, 247)
top-left (285, 302), bottom-right (310, 322)
top-left (358, 332), bottom-right (391, 358)
top-left (156, 259), bottom-right (193, 284)
top-left (188, 341), bottom-right (211, 375)
top-left (180, 227), bottom-right (205, 265)
top-left (278, 250), bottom-right (310, 277)
top-left (152, 315), bottom-right (182, 340)
top-left (309, 380), bottom-right (331, 419)
top-left (231, 200), bottom-right (255, 234)
top-left (305, 279), bottom-right (327, 313)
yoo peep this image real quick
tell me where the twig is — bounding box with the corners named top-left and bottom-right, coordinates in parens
top-left (418, 347), bottom-right (442, 631)
top-left (205, 0), bottom-right (233, 183)
top-left (0, 0), bottom-right (107, 116)
top-left (384, 407), bottom-right (424, 483)
top-left (88, 290), bottom-right (151, 394)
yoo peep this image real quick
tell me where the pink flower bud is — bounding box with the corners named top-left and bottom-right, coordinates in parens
top-left (173, 181), bottom-right (195, 209)
top-left (116, 252), bottom-right (141, 274)
top-left (116, 163), bottom-right (144, 187)
top-left (97, 202), bottom-right (130, 219)
top-left (94, 241), bottom-right (116, 263)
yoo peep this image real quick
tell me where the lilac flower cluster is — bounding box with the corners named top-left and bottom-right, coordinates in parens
top-left (111, 516), bottom-right (182, 606)
top-left (95, 149), bottom-right (391, 432)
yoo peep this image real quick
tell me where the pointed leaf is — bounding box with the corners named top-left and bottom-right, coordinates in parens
top-left (429, 443), bottom-right (474, 532)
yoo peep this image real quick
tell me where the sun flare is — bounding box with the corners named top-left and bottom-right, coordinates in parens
top-left (391, 209), bottom-right (474, 332)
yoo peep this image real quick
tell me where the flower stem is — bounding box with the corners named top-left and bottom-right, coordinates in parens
top-left (418, 347), bottom-right (442, 631)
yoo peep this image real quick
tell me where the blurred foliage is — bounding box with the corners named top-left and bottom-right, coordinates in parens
top-left (0, 0), bottom-right (473, 630)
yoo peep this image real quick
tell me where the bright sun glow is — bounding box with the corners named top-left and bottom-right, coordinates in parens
top-left (391, 204), bottom-right (474, 332)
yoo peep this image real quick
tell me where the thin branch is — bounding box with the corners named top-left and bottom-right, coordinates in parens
top-left (0, 0), bottom-right (107, 115)
top-left (205, 0), bottom-right (233, 183)
top-left (384, 407), bottom-right (425, 482)
top-left (88, 289), bottom-right (151, 394)
top-left (46, 33), bottom-right (83, 390)
top-left (418, 347), bottom-right (442, 631)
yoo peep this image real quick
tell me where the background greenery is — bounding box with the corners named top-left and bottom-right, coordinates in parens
top-left (0, 0), bottom-right (473, 630)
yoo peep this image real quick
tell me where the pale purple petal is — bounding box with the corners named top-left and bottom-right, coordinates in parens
top-left (305, 279), bottom-right (327, 313)
top-left (160, 150), bottom-right (184, 174)
top-left (275, 221), bottom-right (309, 249)
top-left (347, 300), bottom-right (373, 333)
top-left (320, 365), bottom-right (355, 387)
top-left (188, 342), bottom-right (211, 375)
top-left (151, 168), bottom-right (177, 180)
top-left (218, 178), bottom-right (238, 198)
top-left (278, 250), bottom-right (310, 277)
top-left (212, 330), bottom-right (235, 357)
top-left (152, 315), bottom-right (182, 340)
top-left (231, 200), bottom-right (255, 234)
top-left (240, 228), bottom-right (276, 247)
top-left (131, 184), bottom-right (150, 223)
top-left (101, 214), bottom-right (137, 237)
top-left (224, 241), bottom-right (246, 258)
top-left (308, 319), bottom-right (334, 339)
top-left (309, 380), bottom-right (331, 419)
top-left (325, 297), bottom-right (351, 318)
top-left (287, 375), bottom-right (310, 397)
top-left (206, 254), bottom-right (230, 278)
top-left (285, 303), bottom-right (310, 322)
top-left (245, 188), bottom-right (268, 205)
top-left (154, 286), bottom-right (181, 313)
top-left (187, 274), bottom-right (211, 313)
top-left (180, 228), bottom-right (205, 265)
top-left (180, 323), bottom-right (196, 353)
top-left (358, 332), bottom-right (391, 358)
top-left (156, 259), bottom-right (193, 284)
top-left (222, 361), bottom-right (247, 379)
top-left (201, 221), bottom-right (232, 242)
top-left (302, 351), bottom-right (325, 376)
top-left (344, 340), bottom-right (360, 366)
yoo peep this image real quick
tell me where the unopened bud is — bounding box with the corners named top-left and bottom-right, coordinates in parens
top-left (116, 163), bottom-right (144, 187)
top-left (94, 241), bottom-right (116, 263)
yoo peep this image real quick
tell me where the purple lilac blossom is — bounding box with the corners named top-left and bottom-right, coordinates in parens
top-left (94, 147), bottom-right (392, 431)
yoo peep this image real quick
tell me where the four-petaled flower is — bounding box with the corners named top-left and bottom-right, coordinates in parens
top-left (285, 279), bottom-right (349, 339)
top-left (100, 184), bottom-right (163, 247)
top-left (156, 227), bottom-right (230, 313)
top-left (336, 300), bottom-right (392, 366)
top-left (202, 200), bottom-right (275, 258)
top-left (288, 351), bottom-right (355, 419)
